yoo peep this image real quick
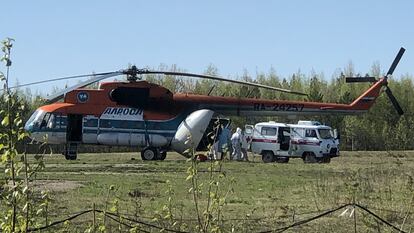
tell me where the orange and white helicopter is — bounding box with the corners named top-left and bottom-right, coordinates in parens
top-left (17, 48), bottom-right (405, 160)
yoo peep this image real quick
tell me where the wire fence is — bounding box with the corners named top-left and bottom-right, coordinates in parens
top-left (24, 202), bottom-right (410, 233)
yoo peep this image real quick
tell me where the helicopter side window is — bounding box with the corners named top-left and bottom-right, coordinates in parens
top-left (119, 121), bottom-right (130, 129)
top-left (60, 116), bottom-right (67, 128)
top-left (84, 119), bottom-right (98, 127)
top-left (54, 114), bottom-right (65, 129)
top-left (131, 121), bottom-right (145, 129)
top-left (100, 119), bottom-right (113, 128)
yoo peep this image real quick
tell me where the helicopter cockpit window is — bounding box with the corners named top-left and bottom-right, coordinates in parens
top-left (40, 112), bottom-right (60, 129)
top-left (24, 109), bottom-right (45, 130)
top-left (40, 113), bottom-right (50, 129)
top-left (47, 114), bottom-right (56, 129)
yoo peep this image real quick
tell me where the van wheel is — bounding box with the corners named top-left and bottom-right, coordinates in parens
top-left (320, 156), bottom-right (331, 163)
top-left (262, 151), bottom-right (274, 163)
top-left (303, 152), bottom-right (317, 163)
top-left (275, 157), bottom-right (289, 163)
top-left (141, 147), bottom-right (157, 161)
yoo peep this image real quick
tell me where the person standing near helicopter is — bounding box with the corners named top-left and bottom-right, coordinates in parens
top-left (240, 130), bottom-right (250, 161)
top-left (217, 124), bottom-right (231, 160)
top-left (231, 127), bottom-right (242, 160)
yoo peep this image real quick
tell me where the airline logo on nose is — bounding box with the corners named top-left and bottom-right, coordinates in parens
top-left (101, 107), bottom-right (144, 120)
top-left (77, 92), bottom-right (89, 103)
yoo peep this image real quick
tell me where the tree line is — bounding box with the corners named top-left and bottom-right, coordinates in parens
top-left (2, 62), bottom-right (413, 152)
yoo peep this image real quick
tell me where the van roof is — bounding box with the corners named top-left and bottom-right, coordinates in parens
top-left (255, 121), bottom-right (331, 129)
top-left (289, 124), bottom-right (331, 129)
top-left (255, 122), bottom-right (288, 127)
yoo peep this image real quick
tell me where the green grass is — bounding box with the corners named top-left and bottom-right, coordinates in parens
top-left (1, 151), bottom-right (414, 232)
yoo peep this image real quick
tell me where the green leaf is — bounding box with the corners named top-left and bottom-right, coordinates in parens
top-left (14, 118), bottom-right (22, 126)
top-left (1, 115), bottom-right (9, 126)
top-left (23, 203), bottom-right (28, 211)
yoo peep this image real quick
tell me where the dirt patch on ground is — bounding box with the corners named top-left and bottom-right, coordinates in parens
top-left (31, 180), bottom-right (84, 192)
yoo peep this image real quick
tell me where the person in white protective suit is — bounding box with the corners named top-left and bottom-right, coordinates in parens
top-left (240, 130), bottom-right (250, 161)
top-left (231, 127), bottom-right (242, 161)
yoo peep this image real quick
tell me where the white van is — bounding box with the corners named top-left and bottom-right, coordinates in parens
top-left (245, 121), bottom-right (340, 163)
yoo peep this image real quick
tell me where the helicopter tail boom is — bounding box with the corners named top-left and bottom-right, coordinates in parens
top-left (348, 78), bottom-right (384, 111)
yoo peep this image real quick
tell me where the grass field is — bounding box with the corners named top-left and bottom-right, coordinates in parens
top-left (2, 151), bottom-right (414, 232)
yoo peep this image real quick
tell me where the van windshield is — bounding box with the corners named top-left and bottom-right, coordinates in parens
top-left (318, 129), bottom-right (333, 139)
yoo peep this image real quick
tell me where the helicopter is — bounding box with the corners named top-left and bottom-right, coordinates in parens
top-left (17, 48), bottom-right (405, 160)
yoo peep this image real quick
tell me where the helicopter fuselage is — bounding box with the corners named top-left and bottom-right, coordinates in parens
top-left (25, 78), bottom-right (384, 160)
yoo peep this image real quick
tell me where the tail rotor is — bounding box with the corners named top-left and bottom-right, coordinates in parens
top-left (383, 47), bottom-right (405, 115)
top-left (346, 47), bottom-right (405, 115)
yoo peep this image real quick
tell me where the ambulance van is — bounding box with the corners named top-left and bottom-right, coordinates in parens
top-left (245, 121), bottom-right (340, 163)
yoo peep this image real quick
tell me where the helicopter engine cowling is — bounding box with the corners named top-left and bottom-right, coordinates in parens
top-left (171, 109), bottom-right (214, 157)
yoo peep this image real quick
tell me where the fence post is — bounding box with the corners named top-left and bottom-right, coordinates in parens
top-left (93, 203), bottom-right (96, 232)
top-left (353, 202), bottom-right (357, 233)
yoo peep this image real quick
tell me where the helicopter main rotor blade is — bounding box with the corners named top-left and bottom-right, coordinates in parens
top-left (386, 47), bottom-right (405, 76)
top-left (45, 71), bottom-right (123, 103)
top-left (139, 70), bottom-right (307, 96)
top-left (3, 71), bottom-right (117, 91)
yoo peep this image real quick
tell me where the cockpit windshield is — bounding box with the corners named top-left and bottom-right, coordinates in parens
top-left (25, 110), bottom-right (66, 132)
top-left (24, 110), bottom-right (45, 131)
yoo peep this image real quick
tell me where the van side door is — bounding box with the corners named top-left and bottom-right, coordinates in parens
top-left (259, 126), bottom-right (279, 153)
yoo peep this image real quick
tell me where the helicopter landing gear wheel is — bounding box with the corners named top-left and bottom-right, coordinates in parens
top-left (141, 147), bottom-right (157, 161)
top-left (156, 150), bottom-right (167, 161)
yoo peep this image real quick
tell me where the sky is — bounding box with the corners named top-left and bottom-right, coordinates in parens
top-left (1, 0), bottom-right (413, 95)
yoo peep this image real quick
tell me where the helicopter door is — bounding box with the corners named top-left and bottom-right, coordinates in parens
top-left (67, 114), bottom-right (83, 142)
